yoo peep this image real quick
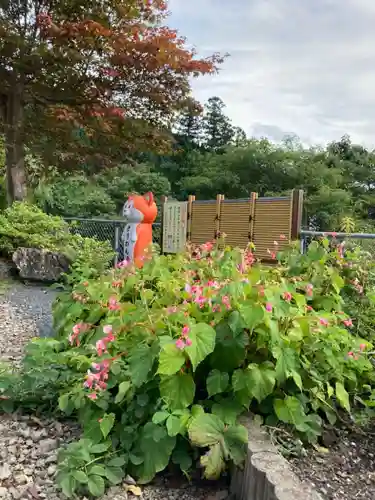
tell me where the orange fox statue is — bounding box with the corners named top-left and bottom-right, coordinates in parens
top-left (121, 192), bottom-right (157, 268)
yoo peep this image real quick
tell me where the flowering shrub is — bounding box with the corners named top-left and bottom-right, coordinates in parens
top-left (34, 237), bottom-right (374, 497)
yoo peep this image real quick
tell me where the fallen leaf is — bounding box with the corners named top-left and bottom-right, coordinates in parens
top-left (124, 484), bottom-right (142, 496)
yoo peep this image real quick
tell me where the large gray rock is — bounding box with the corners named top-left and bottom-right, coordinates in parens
top-left (12, 247), bottom-right (70, 282)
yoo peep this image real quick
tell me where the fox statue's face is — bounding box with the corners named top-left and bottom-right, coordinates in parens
top-left (122, 193), bottom-right (158, 224)
top-left (122, 198), bottom-right (143, 223)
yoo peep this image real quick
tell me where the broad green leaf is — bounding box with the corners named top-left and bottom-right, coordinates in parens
top-left (58, 394), bottom-right (70, 412)
top-left (88, 475), bottom-right (105, 497)
top-left (207, 369), bottom-right (229, 397)
top-left (232, 369), bottom-right (247, 392)
top-left (273, 346), bottom-right (299, 383)
top-left (200, 442), bottom-right (224, 480)
top-left (160, 373), bottom-right (195, 410)
top-left (223, 425), bottom-right (248, 464)
top-left (172, 445), bottom-right (192, 472)
top-left (210, 321), bottom-right (247, 372)
top-left (115, 381), bottom-right (131, 404)
top-left (247, 364), bottom-right (276, 403)
top-left (188, 414), bottom-right (225, 447)
top-left (128, 343), bottom-right (158, 387)
top-left (185, 323), bottom-right (216, 371)
top-left (152, 411), bottom-right (170, 425)
top-left (274, 396), bottom-right (306, 430)
top-left (157, 343), bottom-right (185, 375)
top-left (335, 382), bottom-right (350, 412)
top-left (166, 415), bottom-right (182, 436)
top-left (240, 304), bottom-right (264, 330)
top-left (100, 413), bottom-right (115, 439)
top-left (90, 442), bottom-right (111, 454)
top-left (107, 456), bottom-right (127, 467)
top-left (72, 470), bottom-right (88, 484)
top-left (291, 370), bottom-right (303, 391)
top-left (133, 423), bottom-right (176, 483)
top-left (228, 310), bottom-right (245, 334)
top-left (212, 398), bottom-right (243, 425)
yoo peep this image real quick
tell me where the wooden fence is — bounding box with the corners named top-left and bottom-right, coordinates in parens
top-left (162, 190), bottom-right (303, 261)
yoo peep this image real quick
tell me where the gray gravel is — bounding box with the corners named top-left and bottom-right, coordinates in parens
top-left (0, 281), bottom-right (228, 500)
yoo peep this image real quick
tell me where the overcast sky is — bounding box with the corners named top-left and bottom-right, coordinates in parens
top-left (168, 0), bottom-right (375, 147)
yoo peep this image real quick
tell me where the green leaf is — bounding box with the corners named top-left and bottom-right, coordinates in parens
top-left (107, 455), bottom-right (127, 467)
top-left (105, 466), bottom-right (124, 485)
top-left (335, 382), bottom-right (350, 412)
top-left (72, 470), bottom-right (88, 484)
top-left (188, 414), bottom-right (225, 447)
top-left (247, 364), bottom-right (276, 403)
top-left (160, 373), bottom-right (195, 410)
top-left (212, 398), bottom-right (243, 425)
top-left (166, 415), bottom-right (182, 437)
top-left (224, 425), bottom-right (248, 464)
top-left (240, 304), bottom-right (264, 330)
top-left (210, 321), bottom-right (247, 372)
top-left (90, 442), bottom-right (111, 454)
top-left (60, 475), bottom-right (77, 497)
top-left (274, 396), bottom-right (307, 430)
top-left (172, 446), bottom-right (192, 472)
top-left (152, 411), bottom-right (170, 425)
top-left (133, 423), bottom-right (176, 483)
top-left (207, 369), bottom-right (229, 397)
top-left (200, 442), bottom-right (224, 480)
top-left (59, 394), bottom-right (70, 412)
top-left (185, 323), bottom-right (216, 371)
top-left (128, 343), bottom-right (158, 387)
top-left (88, 475), bottom-right (105, 497)
top-left (100, 413), bottom-right (115, 439)
top-left (157, 343), bottom-right (185, 375)
top-left (89, 465), bottom-right (107, 477)
top-left (115, 381), bottom-right (131, 404)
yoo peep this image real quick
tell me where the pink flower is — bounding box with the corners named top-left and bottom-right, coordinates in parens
top-left (319, 318), bottom-right (329, 327)
top-left (116, 259), bottom-right (129, 268)
top-left (87, 393), bottom-right (98, 400)
top-left (265, 302), bottom-right (272, 312)
top-left (96, 339), bottom-right (107, 356)
top-left (103, 325), bottom-right (113, 335)
top-left (221, 296), bottom-right (231, 310)
top-left (280, 234), bottom-right (286, 240)
top-left (360, 343), bottom-right (366, 351)
top-left (348, 351), bottom-right (354, 358)
top-left (108, 296), bottom-right (120, 311)
top-left (306, 284), bottom-right (313, 297)
top-left (283, 292), bottom-right (292, 302)
top-left (182, 325), bottom-right (190, 337)
top-left (201, 242), bottom-right (214, 252)
top-left (175, 339), bottom-right (185, 350)
top-left (343, 319), bottom-right (353, 327)
top-left (185, 337), bottom-right (192, 346)
top-left (306, 305), bottom-right (313, 312)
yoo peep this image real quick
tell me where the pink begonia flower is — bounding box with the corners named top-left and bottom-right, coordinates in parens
top-left (175, 338), bottom-right (185, 350)
top-left (283, 292), bottom-right (292, 302)
top-left (280, 234), bottom-right (286, 240)
top-left (265, 302), bottom-right (272, 313)
top-left (306, 284), bottom-right (313, 297)
top-left (360, 343), bottom-right (366, 351)
top-left (103, 325), bottom-right (113, 335)
top-left (347, 351), bottom-right (354, 358)
top-left (319, 318), bottom-right (329, 327)
top-left (343, 318), bottom-right (353, 327)
top-left (185, 338), bottom-right (192, 347)
top-left (96, 339), bottom-right (107, 357)
top-left (108, 296), bottom-right (120, 311)
top-left (182, 325), bottom-right (190, 337)
top-left (87, 393), bottom-right (98, 400)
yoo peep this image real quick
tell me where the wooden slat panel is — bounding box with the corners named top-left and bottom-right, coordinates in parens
top-left (190, 203), bottom-right (217, 244)
top-left (253, 199), bottom-right (292, 260)
top-left (220, 201), bottom-right (252, 248)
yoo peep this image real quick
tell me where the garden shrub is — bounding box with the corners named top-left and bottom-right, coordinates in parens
top-left (0, 202), bottom-right (114, 278)
top-left (22, 237), bottom-right (371, 497)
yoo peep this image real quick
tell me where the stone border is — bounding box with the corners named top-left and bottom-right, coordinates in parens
top-left (230, 415), bottom-right (323, 500)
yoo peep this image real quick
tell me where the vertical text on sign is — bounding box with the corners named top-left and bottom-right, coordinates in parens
top-left (162, 201), bottom-right (188, 253)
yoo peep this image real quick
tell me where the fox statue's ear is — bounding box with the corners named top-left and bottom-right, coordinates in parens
top-left (144, 192), bottom-right (154, 205)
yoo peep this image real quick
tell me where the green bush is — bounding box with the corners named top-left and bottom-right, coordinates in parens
top-left (0, 202), bottom-right (115, 278)
top-left (1, 238), bottom-right (374, 497)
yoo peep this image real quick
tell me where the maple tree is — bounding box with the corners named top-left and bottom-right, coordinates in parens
top-left (0, 0), bottom-right (221, 203)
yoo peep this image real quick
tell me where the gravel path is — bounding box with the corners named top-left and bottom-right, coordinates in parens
top-left (0, 281), bottom-right (228, 500)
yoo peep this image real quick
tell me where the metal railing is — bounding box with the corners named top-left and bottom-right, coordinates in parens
top-left (300, 230), bottom-right (375, 253)
top-left (64, 218), bottom-right (161, 261)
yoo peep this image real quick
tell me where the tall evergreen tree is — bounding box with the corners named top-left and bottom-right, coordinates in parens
top-left (202, 96), bottom-right (234, 151)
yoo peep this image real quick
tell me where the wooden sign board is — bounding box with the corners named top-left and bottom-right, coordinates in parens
top-left (162, 201), bottom-right (188, 253)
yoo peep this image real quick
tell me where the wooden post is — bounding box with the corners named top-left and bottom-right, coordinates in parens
top-left (215, 194), bottom-right (224, 239)
top-left (187, 195), bottom-right (195, 242)
top-left (249, 192), bottom-right (258, 243)
top-left (290, 189), bottom-right (304, 240)
top-left (160, 195), bottom-right (167, 252)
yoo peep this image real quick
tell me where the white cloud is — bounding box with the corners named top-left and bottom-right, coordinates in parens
top-left (168, 0), bottom-right (375, 147)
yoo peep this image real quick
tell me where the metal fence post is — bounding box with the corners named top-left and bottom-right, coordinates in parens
top-left (114, 225), bottom-right (120, 267)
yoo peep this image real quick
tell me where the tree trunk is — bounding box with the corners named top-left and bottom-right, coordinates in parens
top-left (4, 89), bottom-right (27, 205)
